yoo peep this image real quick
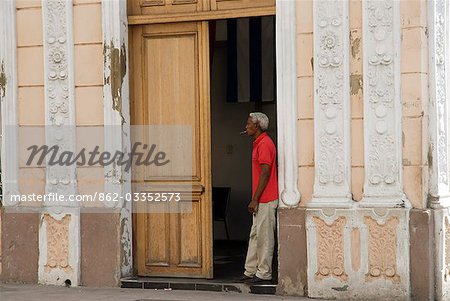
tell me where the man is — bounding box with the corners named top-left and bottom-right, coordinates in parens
top-left (241, 112), bottom-right (278, 284)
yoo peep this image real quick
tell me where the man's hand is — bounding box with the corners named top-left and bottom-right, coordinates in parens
top-left (248, 199), bottom-right (259, 214)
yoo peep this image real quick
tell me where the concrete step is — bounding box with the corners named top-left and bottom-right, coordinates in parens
top-left (121, 277), bottom-right (277, 295)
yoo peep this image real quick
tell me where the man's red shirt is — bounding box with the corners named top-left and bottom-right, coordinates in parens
top-left (252, 132), bottom-right (278, 203)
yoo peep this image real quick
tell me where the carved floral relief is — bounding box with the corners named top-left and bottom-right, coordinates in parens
top-left (315, 0), bottom-right (348, 190)
top-left (44, 214), bottom-right (72, 273)
top-left (365, 0), bottom-right (400, 188)
top-left (43, 0), bottom-right (75, 191)
top-left (313, 216), bottom-right (348, 281)
top-left (434, 0), bottom-right (448, 186)
top-left (364, 216), bottom-right (399, 283)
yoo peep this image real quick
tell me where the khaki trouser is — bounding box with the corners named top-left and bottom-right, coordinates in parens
top-left (244, 199), bottom-right (278, 280)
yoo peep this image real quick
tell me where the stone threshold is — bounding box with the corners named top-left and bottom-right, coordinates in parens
top-left (121, 277), bottom-right (277, 295)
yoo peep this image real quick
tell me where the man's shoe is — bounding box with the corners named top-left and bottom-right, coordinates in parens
top-left (237, 274), bottom-right (253, 282)
top-left (244, 276), bottom-right (272, 284)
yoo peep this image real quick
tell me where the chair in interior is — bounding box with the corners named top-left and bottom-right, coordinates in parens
top-left (212, 186), bottom-right (231, 240)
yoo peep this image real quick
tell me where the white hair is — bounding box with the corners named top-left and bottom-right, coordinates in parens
top-left (249, 112), bottom-right (269, 131)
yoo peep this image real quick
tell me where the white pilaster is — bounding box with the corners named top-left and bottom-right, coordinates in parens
top-left (309, 0), bottom-right (352, 208)
top-left (102, 0), bottom-right (133, 276)
top-left (40, 0), bottom-right (79, 285)
top-left (42, 0), bottom-right (77, 196)
top-left (276, 0), bottom-right (301, 207)
top-left (428, 0), bottom-right (450, 209)
top-left (428, 1), bottom-right (450, 299)
top-left (360, 0), bottom-right (409, 208)
top-left (0, 0), bottom-right (20, 206)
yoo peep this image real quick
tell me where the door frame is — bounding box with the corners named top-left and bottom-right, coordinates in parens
top-left (101, 0), bottom-right (300, 278)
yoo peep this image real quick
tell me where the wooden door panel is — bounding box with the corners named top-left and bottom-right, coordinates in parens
top-left (145, 213), bottom-right (170, 266)
top-left (128, 0), bottom-right (206, 16)
top-left (131, 22), bottom-right (212, 278)
top-left (211, 0), bottom-right (275, 11)
top-left (142, 29), bottom-right (200, 181)
top-left (178, 201), bottom-right (202, 266)
top-left (141, 0), bottom-right (164, 6)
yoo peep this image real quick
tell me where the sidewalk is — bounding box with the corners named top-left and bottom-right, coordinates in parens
top-left (0, 284), bottom-right (325, 301)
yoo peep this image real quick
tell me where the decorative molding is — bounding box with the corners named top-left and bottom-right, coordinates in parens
top-left (0, 0), bottom-right (20, 206)
top-left (313, 216), bottom-right (348, 281)
top-left (276, 0), bottom-right (300, 207)
top-left (42, 0), bottom-right (77, 197)
top-left (361, 0), bottom-right (408, 207)
top-left (102, 0), bottom-right (133, 277)
top-left (40, 0), bottom-right (79, 286)
top-left (141, 0), bottom-right (165, 6)
top-left (310, 0), bottom-right (352, 208)
top-left (364, 216), bottom-right (400, 283)
top-left (38, 209), bottom-right (80, 286)
top-left (428, 0), bottom-right (450, 208)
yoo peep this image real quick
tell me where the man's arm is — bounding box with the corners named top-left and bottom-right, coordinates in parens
top-left (248, 164), bottom-right (270, 213)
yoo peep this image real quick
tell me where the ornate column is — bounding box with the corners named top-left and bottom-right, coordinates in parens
top-left (276, 0), bottom-right (301, 207)
top-left (428, 1), bottom-right (450, 299)
top-left (428, 0), bottom-right (450, 209)
top-left (102, 0), bottom-right (133, 277)
top-left (0, 0), bottom-right (20, 206)
top-left (360, 0), bottom-right (409, 208)
top-left (39, 0), bottom-right (79, 286)
top-left (309, 0), bottom-right (352, 208)
top-left (307, 1), bottom-right (410, 299)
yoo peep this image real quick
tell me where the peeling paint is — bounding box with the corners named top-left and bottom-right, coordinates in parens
top-left (278, 274), bottom-right (306, 296)
top-left (310, 57), bottom-right (314, 72)
top-left (403, 158), bottom-right (411, 166)
top-left (350, 74), bottom-right (363, 95)
top-left (0, 61), bottom-right (7, 99)
top-left (120, 215), bottom-right (131, 269)
top-left (280, 276), bottom-right (296, 295)
top-left (105, 161), bottom-right (125, 184)
top-left (332, 284), bottom-right (349, 291)
top-left (104, 42), bottom-right (126, 124)
top-left (428, 145), bottom-right (433, 168)
top-left (350, 31), bottom-right (361, 58)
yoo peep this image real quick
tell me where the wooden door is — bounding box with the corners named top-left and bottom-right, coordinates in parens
top-left (130, 22), bottom-right (212, 278)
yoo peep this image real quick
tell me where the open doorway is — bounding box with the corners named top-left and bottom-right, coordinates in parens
top-left (209, 16), bottom-right (278, 282)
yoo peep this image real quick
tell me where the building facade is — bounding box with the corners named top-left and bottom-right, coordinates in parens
top-left (0, 0), bottom-right (449, 300)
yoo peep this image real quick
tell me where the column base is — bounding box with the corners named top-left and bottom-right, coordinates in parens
top-left (308, 197), bottom-right (354, 209)
top-left (276, 207), bottom-right (308, 296)
top-left (359, 196), bottom-right (411, 209)
top-left (306, 207), bottom-right (410, 300)
top-left (433, 208), bottom-right (450, 301)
